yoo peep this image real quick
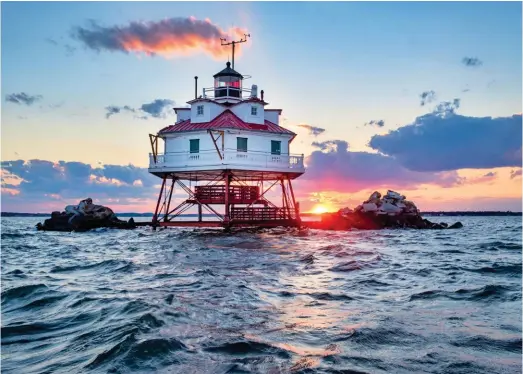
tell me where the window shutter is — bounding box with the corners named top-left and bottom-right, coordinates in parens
top-left (190, 139), bottom-right (200, 153)
top-left (271, 140), bottom-right (281, 155)
top-left (237, 137), bottom-right (248, 152)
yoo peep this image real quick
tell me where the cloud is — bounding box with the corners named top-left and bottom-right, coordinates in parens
top-left (5, 93), bottom-right (43, 106)
top-left (1, 159), bottom-right (173, 212)
top-left (364, 119), bottom-right (385, 128)
top-left (433, 99), bottom-right (460, 116)
top-left (297, 124), bottom-right (326, 136)
top-left (300, 139), bottom-right (462, 193)
top-left (462, 57), bottom-right (483, 67)
top-left (311, 140), bottom-right (349, 152)
top-left (510, 169), bottom-right (522, 179)
top-left (105, 99), bottom-right (173, 119)
top-left (140, 99), bottom-right (175, 118)
top-left (46, 37), bottom-right (77, 56)
top-left (368, 108), bottom-right (522, 172)
top-left (105, 105), bottom-right (135, 119)
top-left (462, 171), bottom-right (498, 185)
top-left (419, 90), bottom-right (436, 106)
top-left (72, 17), bottom-right (248, 60)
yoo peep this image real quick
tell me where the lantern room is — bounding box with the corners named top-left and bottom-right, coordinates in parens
top-left (214, 62), bottom-right (243, 98)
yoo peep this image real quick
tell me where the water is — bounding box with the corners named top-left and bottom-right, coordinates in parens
top-left (1, 216), bottom-right (521, 374)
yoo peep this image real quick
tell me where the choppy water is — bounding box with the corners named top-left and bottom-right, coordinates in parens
top-left (1, 216), bottom-right (522, 374)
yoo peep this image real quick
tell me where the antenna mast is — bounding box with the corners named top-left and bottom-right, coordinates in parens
top-left (220, 34), bottom-right (250, 70)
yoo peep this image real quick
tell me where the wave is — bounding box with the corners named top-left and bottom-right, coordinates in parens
top-left (204, 340), bottom-right (292, 358)
top-left (1, 283), bottom-right (49, 304)
top-left (409, 284), bottom-right (517, 302)
top-left (330, 256), bottom-right (381, 272)
top-left (479, 241), bottom-right (522, 251)
top-left (461, 263), bottom-right (522, 276)
top-left (450, 335), bottom-right (522, 354)
top-left (50, 259), bottom-right (135, 274)
top-left (1, 216), bottom-right (521, 373)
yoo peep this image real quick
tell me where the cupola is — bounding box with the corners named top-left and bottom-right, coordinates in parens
top-left (213, 62), bottom-right (244, 99)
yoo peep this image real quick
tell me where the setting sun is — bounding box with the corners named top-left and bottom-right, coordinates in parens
top-left (310, 204), bottom-right (330, 214)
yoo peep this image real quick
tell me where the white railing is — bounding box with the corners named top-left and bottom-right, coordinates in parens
top-left (149, 149), bottom-right (305, 171)
top-left (202, 86), bottom-right (253, 100)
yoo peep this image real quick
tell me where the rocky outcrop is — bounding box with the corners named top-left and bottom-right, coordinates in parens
top-left (309, 190), bottom-right (463, 230)
top-left (36, 199), bottom-right (137, 232)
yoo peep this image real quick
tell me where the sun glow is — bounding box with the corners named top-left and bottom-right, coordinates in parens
top-left (310, 204), bottom-right (330, 214)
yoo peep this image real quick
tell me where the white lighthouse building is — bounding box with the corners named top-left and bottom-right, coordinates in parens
top-left (148, 44), bottom-right (305, 228)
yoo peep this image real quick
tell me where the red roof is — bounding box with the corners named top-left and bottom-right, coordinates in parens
top-left (159, 110), bottom-right (296, 137)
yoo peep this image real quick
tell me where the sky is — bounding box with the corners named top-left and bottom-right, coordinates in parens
top-left (1, 1), bottom-right (522, 213)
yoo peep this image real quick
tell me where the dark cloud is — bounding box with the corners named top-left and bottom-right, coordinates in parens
top-left (311, 140), bottom-right (349, 152)
top-left (301, 140), bottom-right (462, 192)
top-left (105, 100), bottom-right (173, 119)
top-left (1, 159), bottom-right (158, 198)
top-left (0, 159), bottom-right (195, 212)
top-left (364, 119), bottom-right (385, 128)
top-left (510, 169), bottom-right (522, 179)
top-left (368, 108), bottom-right (522, 172)
top-left (5, 93), bottom-right (43, 106)
top-left (72, 17), bottom-right (248, 59)
top-left (462, 57), bottom-right (483, 67)
top-left (420, 90), bottom-right (436, 106)
top-left (140, 99), bottom-right (175, 118)
top-left (433, 99), bottom-right (460, 116)
top-left (297, 124), bottom-right (326, 136)
top-left (105, 105), bottom-right (136, 119)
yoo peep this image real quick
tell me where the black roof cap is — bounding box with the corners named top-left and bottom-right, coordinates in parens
top-left (213, 62), bottom-right (243, 79)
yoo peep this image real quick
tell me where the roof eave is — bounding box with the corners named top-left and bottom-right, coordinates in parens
top-left (160, 126), bottom-right (295, 137)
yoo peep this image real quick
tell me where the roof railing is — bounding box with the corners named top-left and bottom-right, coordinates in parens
top-left (202, 86), bottom-right (253, 100)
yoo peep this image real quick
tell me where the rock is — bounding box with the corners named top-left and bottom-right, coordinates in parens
top-left (448, 222), bottom-right (463, 229)
top-left (308, 189), bottom-right (463, 231)
top-left (36, 199), bottom-right (137, 232)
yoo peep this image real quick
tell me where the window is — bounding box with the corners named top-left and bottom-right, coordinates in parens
top-left (271, 140), bottom-right (281, 155)
top-left (190, 139), bottom-right (200, 153)
top-left (197, 105), bottom-right (204, 116)
top-left (251, 106), bottom-right (258, 116)
top-left (237, 137), bottom-right (248, 152)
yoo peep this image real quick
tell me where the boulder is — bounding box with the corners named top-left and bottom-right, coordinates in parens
top-left (36, 199), bottom-right (137, 232)
top-left (309, 189), bottom-right (463, 230)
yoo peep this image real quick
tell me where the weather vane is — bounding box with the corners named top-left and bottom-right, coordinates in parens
top-left (220, 34), bottom-right (250, 70)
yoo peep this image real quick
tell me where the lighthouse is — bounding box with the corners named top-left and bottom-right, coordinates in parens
top-left (147, 36), bottom-right (305, 229)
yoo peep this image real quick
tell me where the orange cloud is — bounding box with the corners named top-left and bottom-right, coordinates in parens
top-left (73, 17), bottom-right (249, 60)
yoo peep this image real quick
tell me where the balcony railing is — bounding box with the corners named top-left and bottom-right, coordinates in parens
top-left (149, 149), bottom-right (305, 172)
top-left (202, 86), bottom-right (253, 100)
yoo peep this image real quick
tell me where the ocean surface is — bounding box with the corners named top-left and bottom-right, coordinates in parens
top-left (1, 216), bottom-right (521, 374)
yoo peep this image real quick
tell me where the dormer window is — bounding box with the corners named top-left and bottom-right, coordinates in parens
top-left (197, 105), bottom-right (204, 116)
top-left (251, 106), bottom-right (258, 116)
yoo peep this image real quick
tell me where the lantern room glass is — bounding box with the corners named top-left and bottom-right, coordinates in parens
top-left (214, 76), bottom-right (242, 98)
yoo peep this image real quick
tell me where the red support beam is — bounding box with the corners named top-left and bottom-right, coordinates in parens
top-left (287, 176), bottom-right (300, 224)
top-left (224, 171), bottom-right (231, 225)
top-left (150, 171), bottom-right (301, 229)
top-left (164, 177), bottom-right (176, 222)
top-left (152, 176), bottom-right (167, 226)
